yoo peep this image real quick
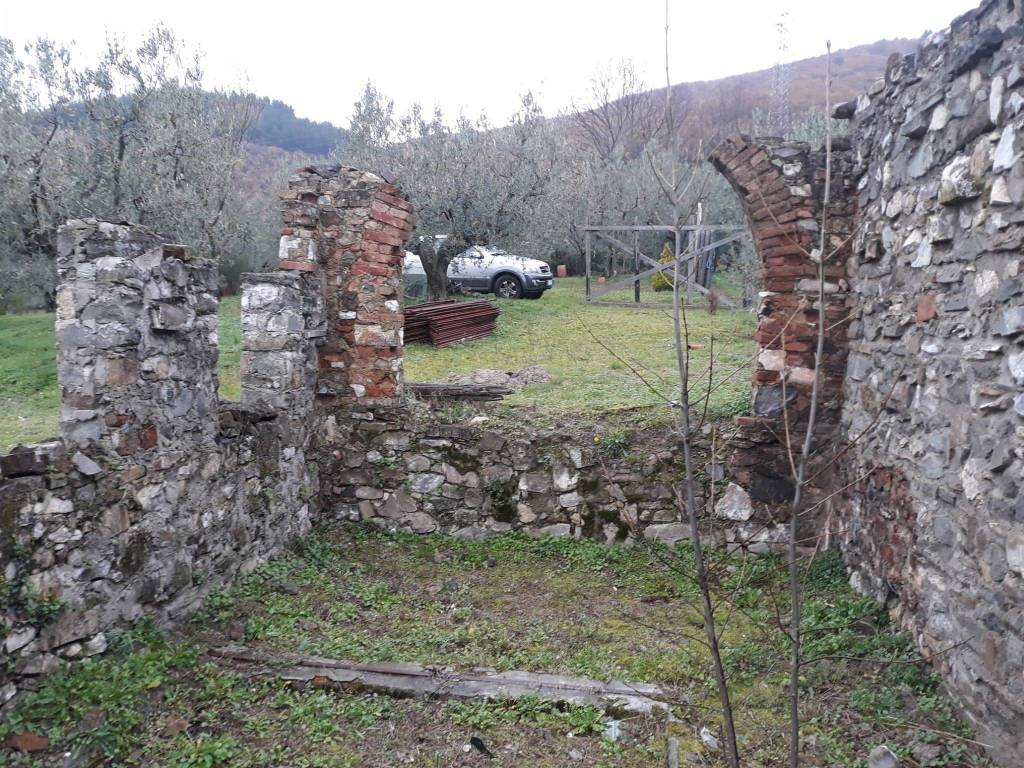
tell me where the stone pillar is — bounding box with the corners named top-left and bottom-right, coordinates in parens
top-left (55, 220), bottom-right (220, 465)
top-left (278, 166), bottom-right (414, 407)
top-left (241, 271), bottom-right (324, 424)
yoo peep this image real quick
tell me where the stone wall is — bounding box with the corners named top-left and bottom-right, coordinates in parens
top-left (837, 0), bottom-right (1024, 759)
top-left (0, 221), bottom-right (321, 706)
top-left (317, 406), bottom-right (785, 552)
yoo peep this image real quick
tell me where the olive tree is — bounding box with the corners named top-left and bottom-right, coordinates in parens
top-left (343, 84), bottom-right (567, 300)
top-left (0, 28), bottom-right (269, 310)
top-left (0, 38), bottom-right (81, 310)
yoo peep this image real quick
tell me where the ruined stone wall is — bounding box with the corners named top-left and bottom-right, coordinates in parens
top-left (319, 407), bottom-right (783, 551)
top-left (1, 221), bottom-right (321, 705)
top-left (279, 166), bottom-right (413, 406)
top-left (323, 409), bottom-right (682, 542)
top-left (0, 166), bottom-right (415, 708)
top-left (840, 0), bottom-right (1024, 758)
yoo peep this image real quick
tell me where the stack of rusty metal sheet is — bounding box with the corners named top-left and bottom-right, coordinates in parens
top-left (403, 299), bottom-right (454, 343)
top-left (404, 299), bottom-right (500, 347)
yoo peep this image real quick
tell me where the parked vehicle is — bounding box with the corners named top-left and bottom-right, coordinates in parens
top-left (402, 246), bottom-right (554, 300)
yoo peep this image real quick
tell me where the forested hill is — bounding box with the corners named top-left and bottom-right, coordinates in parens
top-left (641, 37), bottom-right (918, 147)
top-left (241, 38), bottom-right (914, 158)
top-left (248, 99), bottom-right (346, 155)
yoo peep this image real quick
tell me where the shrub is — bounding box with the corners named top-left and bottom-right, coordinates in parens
top-left (650, 242), bottom-right (674, 291)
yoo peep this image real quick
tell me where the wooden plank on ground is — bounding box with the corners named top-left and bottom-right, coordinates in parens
top-left (209, 645), bottom-right (668, 715)
top-left (407, 383), bottom-right (512, 401)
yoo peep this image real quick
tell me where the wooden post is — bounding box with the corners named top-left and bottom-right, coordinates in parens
top-left (584, 230), bottom-right (592, 301)
top-left (686, 206), bottom-right (702, 304)
top-left (695, 227), bottom-right (706, 287)
top-left (674, 226), bottom-right (682, 307)
top-left (633, 229), bottom-right (641, 303)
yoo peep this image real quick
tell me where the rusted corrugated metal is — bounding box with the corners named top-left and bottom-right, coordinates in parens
top-left (404, 299), bottom-right (500, 347)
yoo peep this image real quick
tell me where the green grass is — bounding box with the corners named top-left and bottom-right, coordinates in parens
top-left (0, 310), bottom-right (61, 449)
top-left (1, 528), bottom-right (989, 768)
top-left (217, 297), bottom-right (242, 402)
top-left (0, 282), bottom-right (753, 449)
top-left (405, 278), bottom-right (755, 424)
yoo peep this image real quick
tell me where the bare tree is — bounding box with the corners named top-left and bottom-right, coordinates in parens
top-left (642, 3), bottom-right (742, 765)
top-left (784, 42), bottom-right (834, 768)
top-left (570, 60), bottom-right (658, 162)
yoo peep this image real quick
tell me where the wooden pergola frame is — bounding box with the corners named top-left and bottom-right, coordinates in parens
top-left (581, 224), bottom-right (748, 309)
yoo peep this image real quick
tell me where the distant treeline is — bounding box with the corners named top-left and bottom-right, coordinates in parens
top-left (249, 100), bottom-right (346, 156)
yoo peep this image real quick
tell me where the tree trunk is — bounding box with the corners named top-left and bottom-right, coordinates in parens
top-left (422, 237), bottom-right (463, 302)
top-left (424, 255), bottom-right (451, 301)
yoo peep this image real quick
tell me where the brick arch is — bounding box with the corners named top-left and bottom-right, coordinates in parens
top-left (708, 135), bottom-right (853, 428)
top-left (278, 166), bottom-right (414, 406)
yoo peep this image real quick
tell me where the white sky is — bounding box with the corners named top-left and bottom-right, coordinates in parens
top-left (1, 0), bottom-right (979, 127)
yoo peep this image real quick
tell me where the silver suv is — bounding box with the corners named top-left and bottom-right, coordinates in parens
top-left (403, 246), bottom-right (553, 299)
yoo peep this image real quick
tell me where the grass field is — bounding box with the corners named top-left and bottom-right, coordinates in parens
top-left (0, 279), bottom-right (755, 450)
top-left (0, 527), bottom-right (988, 767)
top-left (405, 278), bottom-right (755, 425)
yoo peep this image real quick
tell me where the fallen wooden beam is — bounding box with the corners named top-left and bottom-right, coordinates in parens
top-left (209, 645), bottom-right (667, 715)
top-left (406, 382), bottom-right (512, 401)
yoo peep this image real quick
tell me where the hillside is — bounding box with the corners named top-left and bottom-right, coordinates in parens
top-left (249, 99), bottom-right (346, 155)
top-left (669, 38), bottom-right (916, 114)
top-left (239, 38), bottom-right (913, 161)
top-left (567, 37), bottom-right (918, 155)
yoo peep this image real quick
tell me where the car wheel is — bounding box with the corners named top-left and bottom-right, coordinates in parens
top-left (494, 275), bottom-right (523, 299)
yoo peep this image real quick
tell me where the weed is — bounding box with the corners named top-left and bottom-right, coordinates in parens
top-left (0, 625), bottom-right (197, 759)
top-left (848, 687), bottom-right (901, 722)
top-left (802, 549), bottom-right (849, 593)
top-left (24, 593), bottom-right (65, 627)
top-left (594, 431), bottom-right (629, 457)
top-left (169, 735), bottom-right (240, 768)
top-left (355, 581), bottom-right (401, 612)
top-left (0, 544), bottom-right (65, 627)
top-left (442, 696), bottom-right (605, 735)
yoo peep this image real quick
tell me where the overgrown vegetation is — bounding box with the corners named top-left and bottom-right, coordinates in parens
top-left (3, 528), bottom-right (983, 766)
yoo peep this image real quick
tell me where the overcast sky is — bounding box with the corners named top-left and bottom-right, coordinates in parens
top-left (2, 0), bottom-right (979, 127)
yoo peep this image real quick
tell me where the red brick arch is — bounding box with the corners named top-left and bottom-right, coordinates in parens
top-left (708, 135), bottom-right (853, 428)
